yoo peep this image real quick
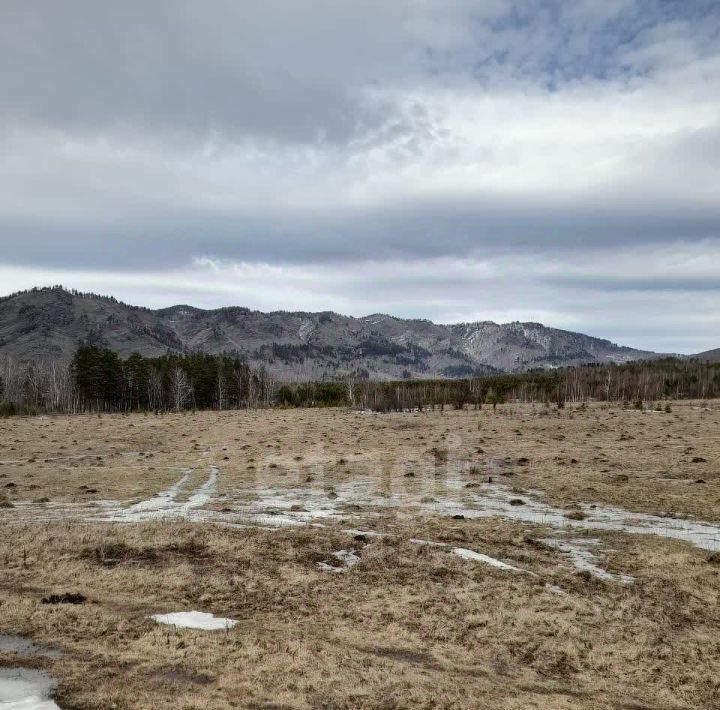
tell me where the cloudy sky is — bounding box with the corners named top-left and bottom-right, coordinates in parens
top-left (1, 1), bottom-right (719, 353)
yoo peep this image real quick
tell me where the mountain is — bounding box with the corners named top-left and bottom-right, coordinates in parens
top-left (693, 348), bottom-right (720, 362)
top-left (0, 287), bottom-right (657, 380)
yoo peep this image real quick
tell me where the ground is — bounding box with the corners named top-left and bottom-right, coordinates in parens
top-left (1, 401), bottom-right (720, 709)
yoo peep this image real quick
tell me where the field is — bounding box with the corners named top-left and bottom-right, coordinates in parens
top-left (1, 401), bottom-right (720, 709)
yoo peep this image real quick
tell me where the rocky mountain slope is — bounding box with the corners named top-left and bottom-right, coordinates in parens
top-left (694, 348), bottom-right (720, 362)
top-left (0, 287), bottom-right (658, 379)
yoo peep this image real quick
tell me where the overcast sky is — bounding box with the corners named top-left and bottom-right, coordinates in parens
top-left (1, 1), bottom-right (719, 353)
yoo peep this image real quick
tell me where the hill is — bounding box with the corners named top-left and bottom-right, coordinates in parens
top-left (0, 286), bottom-right (657, 379)
top-left (693, 348), bottom-right (720, 362)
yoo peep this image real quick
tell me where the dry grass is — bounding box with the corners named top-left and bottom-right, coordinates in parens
top-left (1, 401), bottom-right (720, 708)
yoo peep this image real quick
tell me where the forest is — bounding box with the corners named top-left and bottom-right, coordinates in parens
top-left (0, 346), bottom-right (719, 415)
top-left (0, 346), bottom-right (274, 414)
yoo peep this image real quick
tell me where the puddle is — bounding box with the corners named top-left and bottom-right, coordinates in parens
top-left (150, 611), bottom-right (237, 631)
top-left (0, 668), bottom-right (59, 709)
top-left (7, 458), bottom-right (720, 582)
top-left (0, 635), bottom-right (59, 659)
top-left (211, 479), bottom-right (720, 554)
top-left (317, 549), bottom-right (360, 573)
top-left (423, 483), bottom-right (720, 552)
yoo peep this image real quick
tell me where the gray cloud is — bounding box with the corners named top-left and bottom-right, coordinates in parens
top-left (0, 0), bottom-right (417, 144)
top-left (0, 1), bottom-right (719, 351)
top-left (2, 186), bottom-right (718, 270)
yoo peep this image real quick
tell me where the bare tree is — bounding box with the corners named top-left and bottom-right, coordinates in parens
top-left (345, 375), bottom-right (356, 408)
top-left (169, 367), bottom-right (192, 411)
top-left (216, 370), bottom-right (226, 411)
top-left (604, 368), bottom-right (613, 402)
top-left (48, 359), bottom-right (72, 411)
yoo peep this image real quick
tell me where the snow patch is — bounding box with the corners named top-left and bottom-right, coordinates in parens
top-left (182, 466), bottom-right (218, 512)
top-left (451, 547), bottom-right (529, 573)
top-left (430, 483), bottom-right (720, 552)
top-left (317, 549), bottom-right (360, 573)
top-left (97, 467), bottom-right (217, 523)
top-left (298, 319), bottom-right (316, 342)
top-left (410, 539), bottom-right (533, 575)
top-left (110, 469), bottom-right (192, 517)
top-left (150, 611), bottom-right (237, 631)
top-left (543, 537), bottom-right (634, 584)
top-left (544, 583), bottom-right (567, 596)
top-left (0, 668), bottom-right (59, 709)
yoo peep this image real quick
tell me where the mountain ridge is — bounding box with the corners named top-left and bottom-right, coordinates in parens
top-left (694, 348), bottom-right (720, 363)
top-left (0, 286), bottom-right (663, 380)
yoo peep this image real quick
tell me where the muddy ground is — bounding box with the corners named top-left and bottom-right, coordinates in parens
top-left (1, 401), bottom-right (720, 709)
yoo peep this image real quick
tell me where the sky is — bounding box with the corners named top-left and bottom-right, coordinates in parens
top-left (0, 0), bottom-right (719, 353)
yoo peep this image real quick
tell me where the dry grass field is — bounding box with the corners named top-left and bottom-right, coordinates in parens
top-left (2, 401), bottom-right (720, 709)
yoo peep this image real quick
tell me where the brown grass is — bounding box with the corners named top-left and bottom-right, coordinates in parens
top-left (1, 401), bottom-right (720, 708)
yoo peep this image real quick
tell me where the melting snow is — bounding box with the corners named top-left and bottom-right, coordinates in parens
top-left (542, 537), bottom-right (634, 584)
top-left (105, 469), bottom-right (192, 518)
top-left (150, 611), bottom-right (237, 631)
top-left (342, 528), bottom-right (383, 538)
top-left (98, 467), bottom-right (217, 523)
top-left (410, 539), bottom-right (531, 574)
top-left (451, 547), bottom-right (530, 573)
top-left (409, 538), bottom-right (447, 547)
top-left (427, 483), bottom-right (720, 552)
top-left (16, 463), bottom-right (719, 555)
top-left (0, 668), bottom-right (59, 709)
top-left (181, 466), bottom-right (218, 512)
top-left (544, 583), bottom-right (566, 596)
top-left (8, 456), bottom-right (720, 582)
top-left (317, 549), bottom-right (360, 573)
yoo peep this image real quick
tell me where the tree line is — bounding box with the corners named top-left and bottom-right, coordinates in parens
top-left (0, 346), bottom-right (274, 414)
top-left (276, 358), bottom-right (720, 411)
top-left (1, 348), bottom-right (719, 416)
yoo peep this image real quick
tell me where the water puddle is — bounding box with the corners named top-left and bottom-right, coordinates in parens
top-left (0, 635), bottom-right (59, 659)
top-left (449, 484), bottom-right (720, 552)
top-left (7, 458), bottom-right (720, 581)
top-left (208, 481), bottom-right (391, 528)
top-left (0, 668), bottom-right (59, 709)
